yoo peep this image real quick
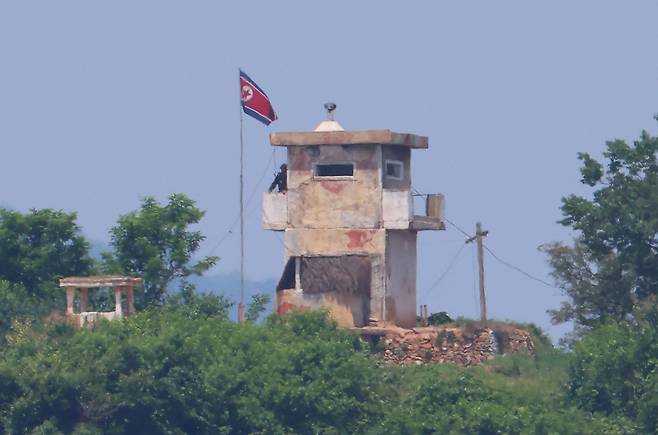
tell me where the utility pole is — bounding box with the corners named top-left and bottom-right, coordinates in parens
top-left (466, 222), bottom-right (489, 322)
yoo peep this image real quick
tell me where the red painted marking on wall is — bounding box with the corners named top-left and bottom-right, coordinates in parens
top-left (277, 301), bottom-right (297, 315)
top-left (277, 300), bottom-right (311, 315)
top-left (320, 181), bottom-right (345, 194)
top-left (345, 230), bottom-right (374, 249)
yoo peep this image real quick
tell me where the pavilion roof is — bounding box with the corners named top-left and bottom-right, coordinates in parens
top-left (59, 275), bottom-right (143, 288)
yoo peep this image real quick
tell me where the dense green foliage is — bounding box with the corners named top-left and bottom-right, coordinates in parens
top-left (568, 303), bottom-right (658, 432)
top-left (162, 282), bottom-right (234, 320)
top-left (0, 280), bottom-right (47, 344)
top-left (427, 311), bottom-right (452, 326)
top-left (0, 310), bottom-right (629, 435)
top-left (544, 118), bottom-right (658, 328)
top-left (245, 293), bottom-right (271, 323)
top-left (378, 356), bottom-right (627, 434)
top-left (0, 310), bottom-right (379, 434)
top-left (0, 208), bottom-right (94, 342)
top-left (0, 208), bottom-right (93, 294)
top-left (540, 116), bottom-right (658, 432)
top-left (104, 194), bottom-right (218, 307)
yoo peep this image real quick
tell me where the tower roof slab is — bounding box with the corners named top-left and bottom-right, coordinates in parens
top-left (270, 129), bottom-right (428, 149)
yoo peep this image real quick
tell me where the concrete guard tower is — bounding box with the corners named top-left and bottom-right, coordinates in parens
top-left (262, 107), bottom-right (444, 328)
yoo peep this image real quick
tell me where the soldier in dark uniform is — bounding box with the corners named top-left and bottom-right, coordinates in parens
top-left (268, 164), bottom-right (288, 193)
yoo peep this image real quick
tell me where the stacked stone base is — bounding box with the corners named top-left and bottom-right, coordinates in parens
top-left (359, 324), bottom-right (535, 367)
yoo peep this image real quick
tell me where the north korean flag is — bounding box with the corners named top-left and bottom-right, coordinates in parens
top-left (239, 69), bottom-right (278, 126)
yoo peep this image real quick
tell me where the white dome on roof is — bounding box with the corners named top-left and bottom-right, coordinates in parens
top-left (314, 120), bottom-right (345, 132)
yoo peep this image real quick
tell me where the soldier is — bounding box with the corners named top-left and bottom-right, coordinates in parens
top-left (268, 163), bottom-right (288, 193)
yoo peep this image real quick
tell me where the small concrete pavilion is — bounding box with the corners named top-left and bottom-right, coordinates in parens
top-left (59, 275), bottom-right (143, 328)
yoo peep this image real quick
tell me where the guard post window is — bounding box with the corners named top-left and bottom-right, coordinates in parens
top-left (315, 163), bottom-right (354, 177)
top-left (385, 160), bottom-right (404, 180)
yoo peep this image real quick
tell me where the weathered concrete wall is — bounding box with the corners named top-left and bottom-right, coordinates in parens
top-left (382, 145), bottom-right (411, 190)
top-left (385, 230), bottom-right (417, 328)
top-left (277, 288), bottom-right (369, 327)
top-left (369, 253), bottom-right (386, 323)
top-left (262, 192), bottom-right (287, 230)
top-left (287, 145), bottom-right (382, 228)
top-left (382, 190), bottom-right (412, 229)
top-left (280, 220), bottom-right (415, 327)
top-left (281, 228), bottom-right (386, 327)
top-left (67, 311), bottom-right (118, 329)
top-left (283, 228), bottom-right (386, 257)
top-left (275, 255), bottom-right (372, 327)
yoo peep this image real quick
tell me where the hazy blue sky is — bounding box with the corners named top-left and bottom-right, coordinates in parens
top-left (2, 1), bottom-right (657, 339)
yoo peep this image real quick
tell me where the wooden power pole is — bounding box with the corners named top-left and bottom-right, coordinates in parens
top-left (476, 222), bottom-right (488, 322)
top-left (467, 222), bottom-right (489, 322)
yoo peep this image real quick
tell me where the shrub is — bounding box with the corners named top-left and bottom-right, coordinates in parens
top-left (567, 305), bottom-right (658, 431)
top-left (427, 311), bottom-right (452, 326)
top-left (0, 309), bottom-right (630, 434)
top-left (0, 310), bottom-right (381, 434)
top-left (377, 363), bottom-right (627, 434)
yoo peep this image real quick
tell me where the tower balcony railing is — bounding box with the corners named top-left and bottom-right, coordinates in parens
top-left (382, 190), bottom-right (445, 231)
top-left (264, 189), bottom-right (444, 231)
top-left (411, 192), bottom-right (445, 231)
top-left (262, 191), bottom-right (287, 231)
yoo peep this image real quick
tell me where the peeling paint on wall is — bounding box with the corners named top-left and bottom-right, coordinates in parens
top-left (284, 229), bottom-right (385, 257)
top-left (345, 229), bottom-right (375, 249)
top-left (319, 180), bottom-right (346, 194)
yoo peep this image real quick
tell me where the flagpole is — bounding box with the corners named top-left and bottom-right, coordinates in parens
top-left (238, 70), bottom-right (245, 323)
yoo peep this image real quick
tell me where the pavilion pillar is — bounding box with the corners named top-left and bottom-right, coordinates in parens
top-left (80, 288), bottom-right (89, 312)
top-left (66, 287), bottom-right (75, 314)
top-left (126, 286), bottom-right (135, 315)
top-left (114, 286), bottom-right (123, 318)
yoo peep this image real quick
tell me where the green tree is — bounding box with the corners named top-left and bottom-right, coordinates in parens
top-left (378, 364), bottom-right (626, 434)
top-left (544, 117), bottom-right (658, 328)
top-left (245, 293), bottom-right (271, 323)
top-left (0, 308), bottom-right (631, 434)
top-left (0, 208), bottom-right (93, 294)
top-left (0, 310), bottom-right (381, 434)
top-left (567, 303), bottom-right (658, 432)
top-left (104, 194), bottom-right (218, 307)
top-left (0, 280), bottom-right (45, 344)
top-left (164, 281), bottom-right (233, 320)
